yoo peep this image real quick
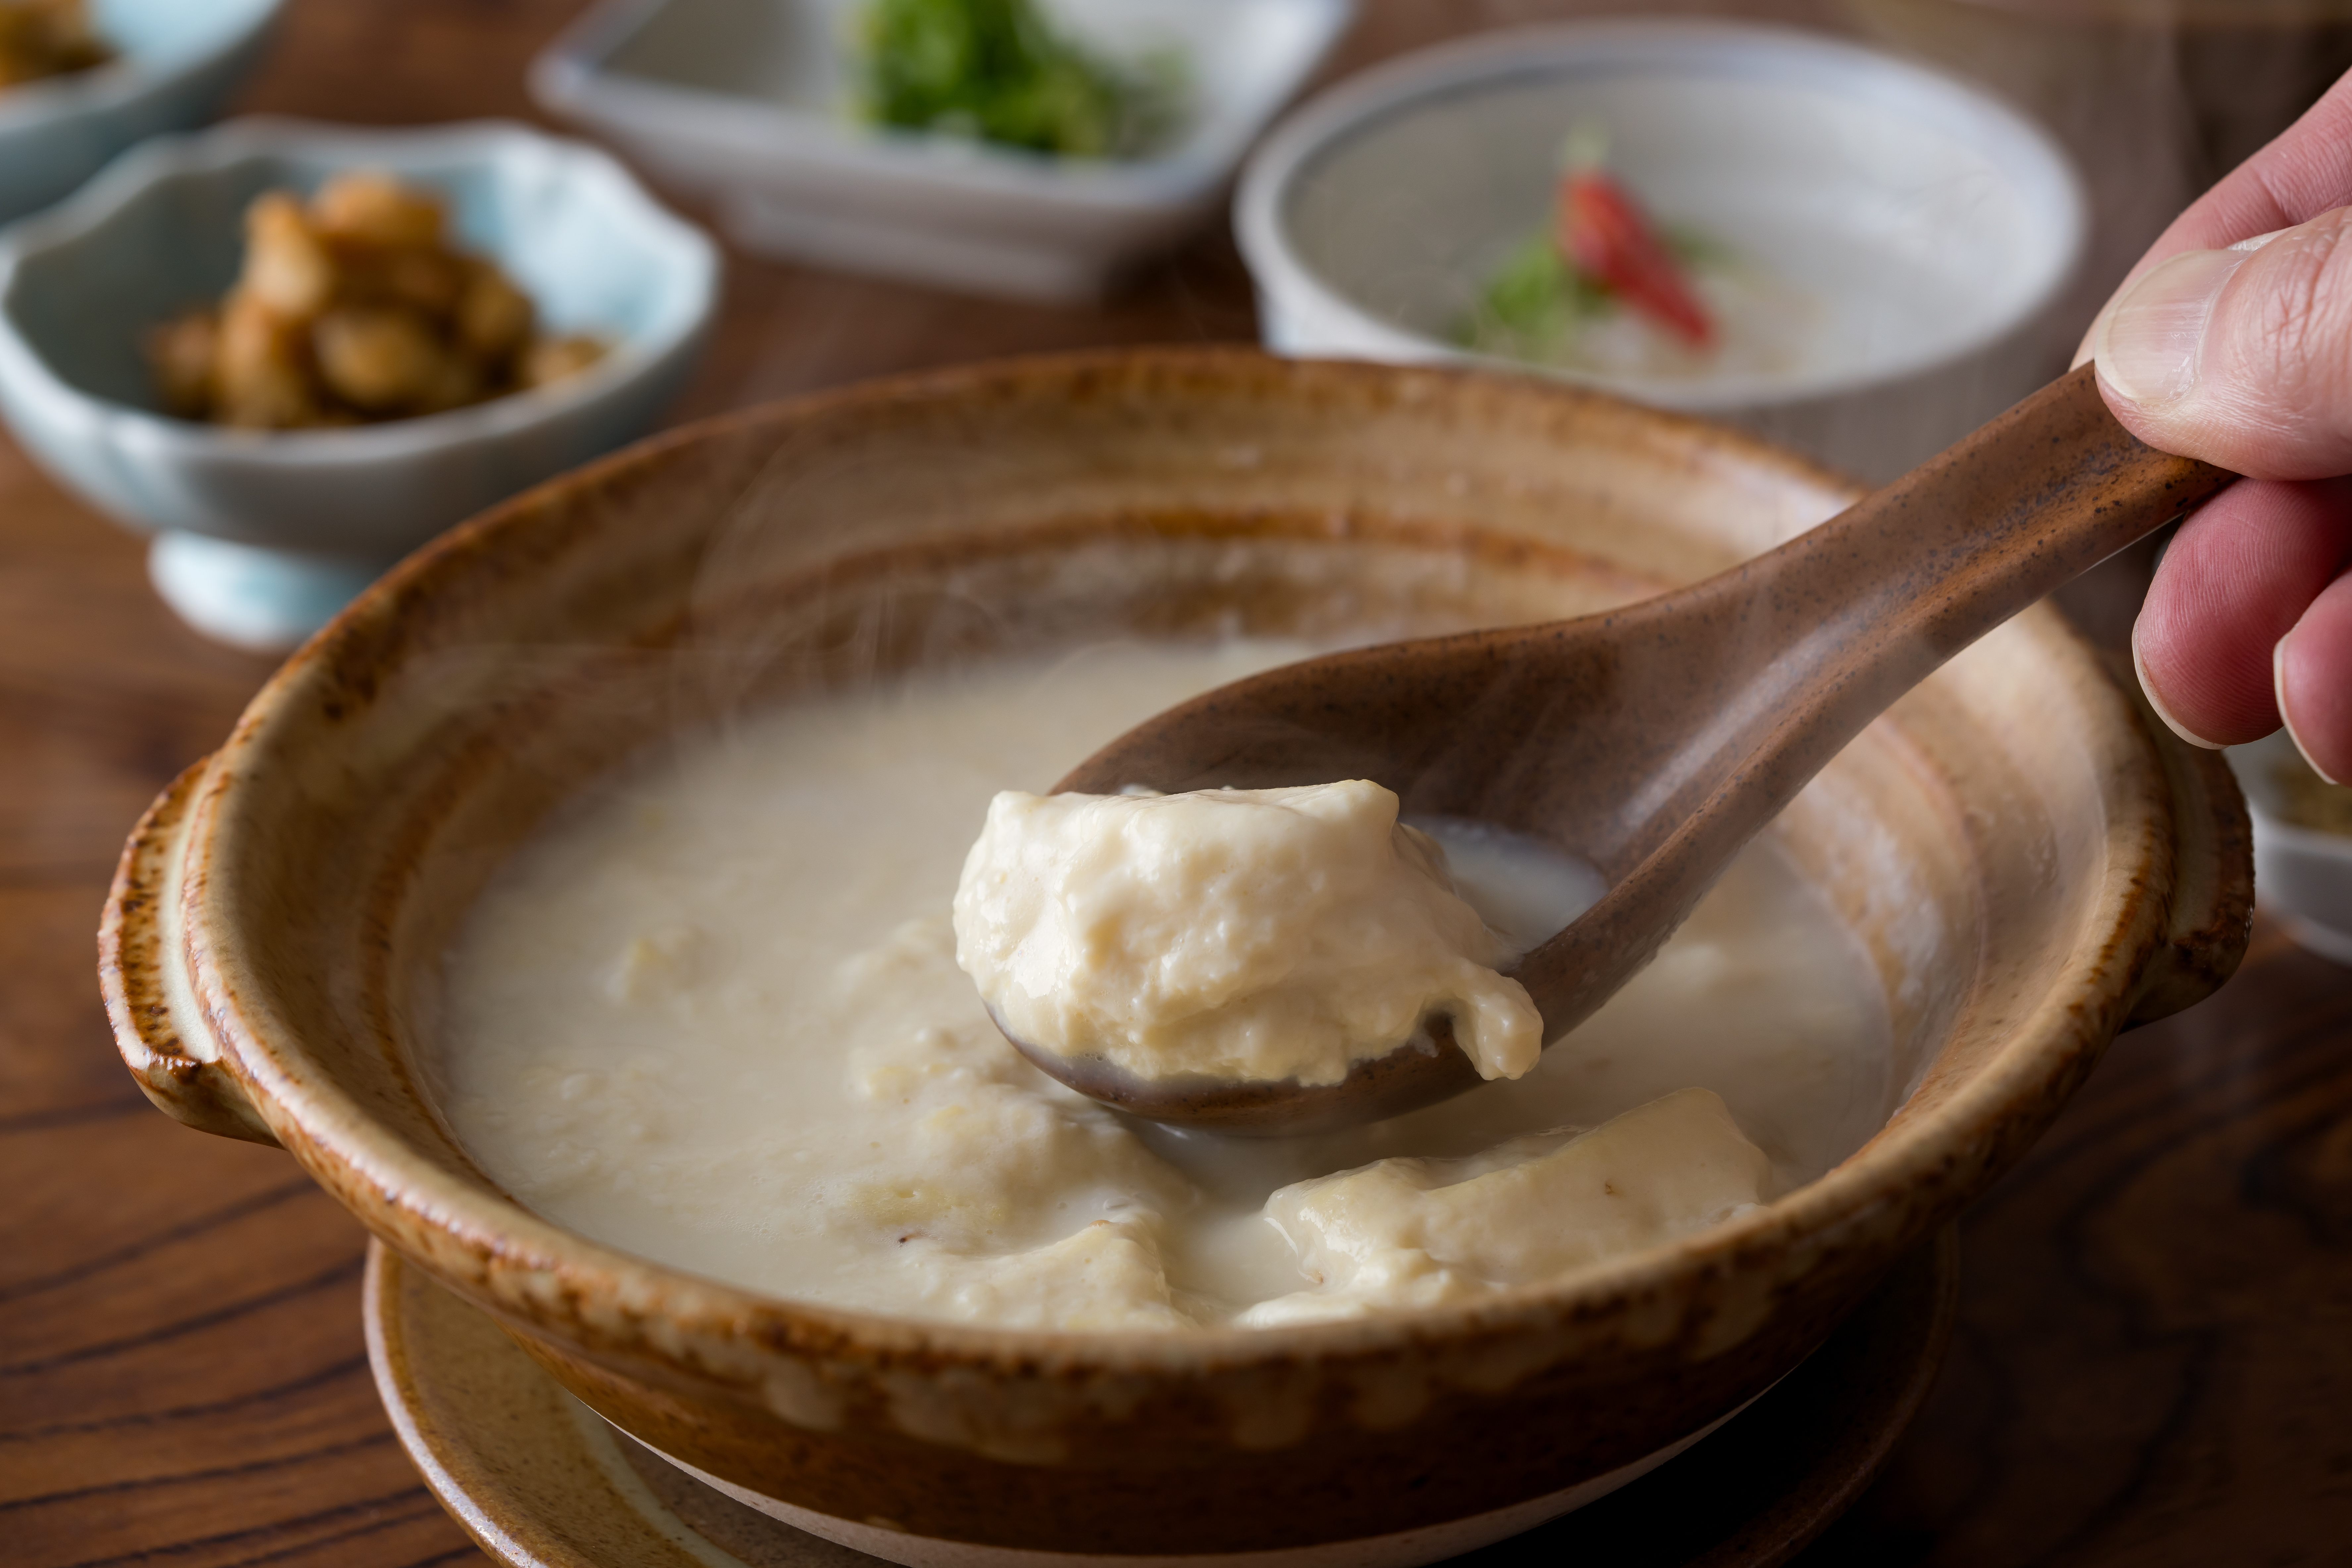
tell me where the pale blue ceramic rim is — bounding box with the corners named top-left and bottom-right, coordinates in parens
top-left (0, 0), bottom-right (284, 224)
top-left (0, 117), bottom-right (720, 557)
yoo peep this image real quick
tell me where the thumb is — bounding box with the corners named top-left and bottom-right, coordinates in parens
top-left (2091, 207), bottom-right (2352, 481)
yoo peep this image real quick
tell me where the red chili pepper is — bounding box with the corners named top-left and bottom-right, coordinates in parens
top-left (1557, 167), bottom-right (1716, 350)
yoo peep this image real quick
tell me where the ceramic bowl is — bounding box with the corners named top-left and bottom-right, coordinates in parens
top-left (102, 350), bottom-right (2248, 1567)
top-left (1840, 0), bottom-right (2352, 350)
top-left (0, 116), bottom-right (718, 651)
top-left (2227, 730), bottom-right (2352, 965)
top-left (1234, 20), bottom-right (2086, 482)
top-left (0, 0), bottom-right (280, 226)
top-left (1842, 0), bottom-right (2352, 199)
top-left (531, 0), bottom-right (1353, 302)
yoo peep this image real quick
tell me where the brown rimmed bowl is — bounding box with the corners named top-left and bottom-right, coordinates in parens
top-left (101, 348), bottom-right (2249, 1567)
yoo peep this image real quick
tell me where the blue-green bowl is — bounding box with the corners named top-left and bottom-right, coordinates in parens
top-left (0, 0), bottom-right (281, 225)
top-left (0, 116), bottom-right (719, 648)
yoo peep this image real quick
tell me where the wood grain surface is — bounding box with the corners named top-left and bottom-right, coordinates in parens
top-left (3, 3), bottom-right (2347, 1565)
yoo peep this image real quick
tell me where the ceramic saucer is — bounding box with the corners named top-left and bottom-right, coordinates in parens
top-left (365, 1229), bottom-right (1957, 1568)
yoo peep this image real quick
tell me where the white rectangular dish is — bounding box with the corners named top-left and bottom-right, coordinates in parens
top-left (532, 0), bottom-right (1353, 302)
top-left (2227, 730), bottom-right (2352, 965)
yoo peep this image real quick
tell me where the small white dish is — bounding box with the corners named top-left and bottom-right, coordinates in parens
top-left (1235, 20), bottom-right (2086, 481)
top-left (2227, 730), bottom-right (2352, 966)
top-left (0, 0), bottom-right (281, 225)
top-left (532, 0), bottom-right (1353, 302)
top-left (0, 117), bottom-right (718, 651)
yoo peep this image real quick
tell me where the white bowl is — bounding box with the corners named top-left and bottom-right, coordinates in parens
top-left (2228, 730), bottom-right (2352, 965)
top-left (0, 117), bottom-right (719, 651)
top-left (0, 0), bottom-right (280, 225)
top-left (1234, 20), bottom-right (2087, 481)
top-left (531, 0), bottom-right (1353, 302)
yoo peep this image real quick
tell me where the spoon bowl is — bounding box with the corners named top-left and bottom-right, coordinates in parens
top-left (1002, 364), bottom-right (2233, 1134)
top-left (992, 1003), bottom-right (1488, 1136)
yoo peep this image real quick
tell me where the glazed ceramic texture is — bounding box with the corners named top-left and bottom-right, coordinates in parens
top-left (532, 0), bottom-right (1354, 302)
top-left (101, 350), bottom-right (2249, 1558)
top-left (0, 0), bottom-right (280, 225)
top-left (2226, 730), bottom-right (2352, 965)
top-left (0, 116), bottom-right (718, 649)
top-left (1235, 20), bottom-right (2085, 481)
top-left (362, 1232), bottom-right (1960, 1568)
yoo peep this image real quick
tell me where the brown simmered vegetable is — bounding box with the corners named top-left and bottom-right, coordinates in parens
top-left (520, 335), bottom-right (607, 390)
top-left (0, 0), bottom-right (111, 90)
top-left (314, 306), bottom-right (458, 415)
top-left (145, 172), bottom-right (609, 430)
top-left (456, 267), bottom-right (533, 363)
top-left (310, 172), bottom-right (445, 249)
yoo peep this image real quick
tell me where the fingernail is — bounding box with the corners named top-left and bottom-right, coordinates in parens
top-left (2276, 632), bottom-right (2344, 784)
top-left (2133, 636), bottom-right (2224, 749)
top-left (2093, 247), bottom-right (2249, 408)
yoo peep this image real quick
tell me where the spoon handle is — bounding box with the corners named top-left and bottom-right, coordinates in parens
top-left (1576, 364), bottom-right (2234, 869)
top-left (1755, 360), bottom-right (2234, 680)
top-left (1519, 363), bottom-right (2235, 1038)
top-left (1662, 362), bottom-right (2237, 838)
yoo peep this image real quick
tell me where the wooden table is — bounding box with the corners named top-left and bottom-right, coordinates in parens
top-left (5, 3), bottom-right (2348, 1563)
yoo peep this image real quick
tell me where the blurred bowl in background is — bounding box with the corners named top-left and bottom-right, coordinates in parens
top-left (0, 117), bottom-right (718, 651)
top-left (1842, 0), bottom-right (2352, 349)
top-left (0, 0), bottom-right (281, 226)
top-left (2228, 729), bottom-right (2352, 966)
top-left (531, 0), bottom-right (1353, 303)
top-left (1235, 20), bottom-right (2085, 482)
top-left (1844, 0), bottom-right (2352, 204)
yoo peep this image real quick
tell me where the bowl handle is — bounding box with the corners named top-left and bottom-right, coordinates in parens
top-left (2124, 689), bottom-right (2257, 1027)
top-left (98, 758), bottom-right (280, 1146)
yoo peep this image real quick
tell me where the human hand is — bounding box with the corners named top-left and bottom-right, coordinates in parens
top-left (2080, 75), bottom-right (2352, 782)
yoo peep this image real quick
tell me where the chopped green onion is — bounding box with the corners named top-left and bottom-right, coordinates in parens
top-left (858, 0), bottom-right (1180, 159)
top-left (1461, 230), bottom-right (1616, 361)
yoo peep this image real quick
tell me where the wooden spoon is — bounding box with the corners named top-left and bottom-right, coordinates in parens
top-left (998, 364), bottom-right (2234, 1136)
